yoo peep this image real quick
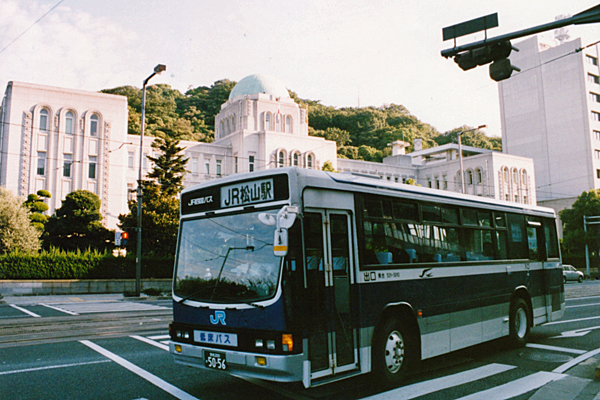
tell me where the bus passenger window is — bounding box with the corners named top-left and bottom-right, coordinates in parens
top-left (496, 231), bottom-right (508, 259)
top-left (506, 214), bottom-right (528, 259)
top-left (527, 226), bottom-right (539, 260)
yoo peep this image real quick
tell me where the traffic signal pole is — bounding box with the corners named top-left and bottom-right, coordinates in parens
top-left (442, 4), bottom-right (600, 81)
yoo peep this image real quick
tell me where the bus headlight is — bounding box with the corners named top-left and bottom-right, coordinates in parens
top-left (282, 334), bottom-right (293, 352)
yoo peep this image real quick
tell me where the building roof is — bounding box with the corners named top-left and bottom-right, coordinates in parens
top-left (228, 74), bottom-right (290, 101)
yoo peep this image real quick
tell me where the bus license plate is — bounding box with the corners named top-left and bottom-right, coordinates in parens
top-left (205, 351), bottom-right (226, 370)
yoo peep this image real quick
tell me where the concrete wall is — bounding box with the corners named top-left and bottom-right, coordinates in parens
top-left (0, 279), bottom-right (171, 296)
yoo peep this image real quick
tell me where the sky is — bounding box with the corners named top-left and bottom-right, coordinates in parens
top-left (1, 0), bottom-right (600, 139)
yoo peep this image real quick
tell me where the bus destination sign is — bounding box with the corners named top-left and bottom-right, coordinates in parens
top-left (221, 178), bottom-right (273, 207)
top-left (181, 174), bottom-right (289, 215)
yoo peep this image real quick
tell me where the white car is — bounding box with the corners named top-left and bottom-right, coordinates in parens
top-left (563, 265), bottom-right (584, 283)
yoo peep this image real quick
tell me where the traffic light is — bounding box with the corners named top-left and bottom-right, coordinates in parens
top-left (453, 40), bottom-right (514, 71)
top-left (489, 58), bottom-right (520, 82)
top-left (452, 40), bottom-right (520, 82)
top-left (121, 232), bottom-right (129, 246)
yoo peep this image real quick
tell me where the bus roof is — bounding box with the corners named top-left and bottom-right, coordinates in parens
top-left (181, 167), bottom-right (556, 217)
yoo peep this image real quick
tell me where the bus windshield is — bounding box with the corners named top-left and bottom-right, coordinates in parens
top-left (174, 210), bottom-right (280, 304)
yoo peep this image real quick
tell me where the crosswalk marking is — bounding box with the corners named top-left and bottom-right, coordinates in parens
top-left (148, 334), bottom-right (170, 340)
top-left (455, 371), bottom-right (566, 400)
top-left (526, 343), bottom-right (587, 355)
top-left (81, 340), bottom-right (199, 400)
top-left (42, 302), bottom-right (167, 314)
top-left (362, 363), bottom-right (516, 400)
top-left (40, 303), bottom-right (79, 315)
top-left (9, 304), bottom-right (41, 318)
top-left (131, 335), bottom-right (169, 351)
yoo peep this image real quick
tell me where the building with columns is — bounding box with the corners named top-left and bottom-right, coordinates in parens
top-left (2, 74), bottom-right (536, 230)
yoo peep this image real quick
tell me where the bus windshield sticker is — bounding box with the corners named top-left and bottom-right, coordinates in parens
top-left (221, 178), bottom-right (274, 207)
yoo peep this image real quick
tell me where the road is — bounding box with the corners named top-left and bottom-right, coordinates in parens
top-left (1, 284), bottom-right (600, 400)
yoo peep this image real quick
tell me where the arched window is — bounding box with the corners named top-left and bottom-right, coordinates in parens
top-left (503, 167), bottom-right (509, 182)
top-left (65, 111), bottom-right (74, 134)
top-left (512, 168), bottom-right (519, 184)
top-left (39, 109), bottom-right (49, 132)
top-left (90, 114), bottom-right (99, 136)
top-left (476, 168), bottom-right (482, 184)
top-left (278, 150), bottom-right (285, 167)
top-left (231, 115), bottom-right (236, 132)
top-left (521, 170), bottom-right (527, 185)
top-left (265, 113), bottom-right (271, 131)
top-left (293, 152), bottom-right (299, 166)
top-left (285, 116), bottom-right (292, 133)
top-left (275, 113), bottom-right (281, 132)
top-left (226, 119), bottom-right (230, 135)
top-left (467, 170), bottom-right (473, 185)
top-left (307, 154), bottom-right (313, 169)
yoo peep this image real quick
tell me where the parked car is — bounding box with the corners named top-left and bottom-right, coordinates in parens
top-left (563, 265), bottom-right (584, 283)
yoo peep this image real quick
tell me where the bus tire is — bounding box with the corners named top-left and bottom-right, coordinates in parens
top-left (372, 317), bottom-right (413, 386)
top-left (509, 298), bottom-right (530, 348)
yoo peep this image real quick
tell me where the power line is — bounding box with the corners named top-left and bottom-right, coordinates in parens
top-left (0, 0), bottom-right (66, 55)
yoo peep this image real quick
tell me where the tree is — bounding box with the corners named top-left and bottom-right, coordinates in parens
top-left (119, 135), bottom-right (188, 257)
top-left (118, 183), bottom-right (180, 257)
top-left (560, 190), bottom-right (600, 266)
top-left (23, 190), bottom-right (51, 230)
top-left (0, 187), bottom-right (41, 254)
top-left (44, 190), bottom-right (112, 251)
top-left (322, 161), bottom-right (336, 172)
top-left (147, 135), bottom-right (189, 197)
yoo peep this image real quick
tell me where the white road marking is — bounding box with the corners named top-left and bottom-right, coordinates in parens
top-left (9, 304), bottom-right (41, 318)
top-left (553, 348), bottom-right (600, 374)
top-left (148, 334), bottom-right (170, 340)
top-left (0, 360), bottom-right (110, 375)
top-left (80, 340), bottom-right (199, 400)
top-left (455, 371), bottom-right (566, 400)
top-left (362, 363), bottom-right (516, 400)
top-left (526, 343), bottom-right (587, 355)
top-left (566, 302), bottom-right (600, 309)
top-left (47, 302), bottom-right (167, 314)
top-left (39, 303), bottom-right (79, 315)
top-left (544, 315), bottom-right (600, 326)
top-left (130, 335), bottom-right (169, 351)
top-left (551, 325), bottom-right (600, 338)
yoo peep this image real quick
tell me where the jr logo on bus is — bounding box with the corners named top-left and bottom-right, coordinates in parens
top-left (210, 311), bottom-right (226, 325)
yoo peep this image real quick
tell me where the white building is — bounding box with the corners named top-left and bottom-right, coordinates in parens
top-left (0, 81), bottom-right (129, 229)
top-left (2, 74), bottom-right (536, 230)
top-left (499, 35), bottom-right (600, 213)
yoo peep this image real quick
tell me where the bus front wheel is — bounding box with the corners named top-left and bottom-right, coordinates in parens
top-left (509, 298), bottom-right (530, 348)
top-left (372, 318), bottom-right (413, 385)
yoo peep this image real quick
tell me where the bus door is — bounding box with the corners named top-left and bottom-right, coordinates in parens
top-left (304, 210), bottom-right (357, 380)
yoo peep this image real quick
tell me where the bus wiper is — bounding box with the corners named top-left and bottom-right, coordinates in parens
top-left (178, 289), bottom-right (211, 305)
top-left (244, 301), bottom-right (265, 309)
top-left (211, 246), bottom-right (255, 300)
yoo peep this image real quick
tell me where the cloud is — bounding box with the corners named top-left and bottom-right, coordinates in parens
top-left (0, 0), bottom-right (140, 92)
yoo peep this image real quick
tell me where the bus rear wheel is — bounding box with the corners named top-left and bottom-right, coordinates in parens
top-left (372, 318), bottom-right (413, 385)
top-left (509, 298), bottom-right (530, 348)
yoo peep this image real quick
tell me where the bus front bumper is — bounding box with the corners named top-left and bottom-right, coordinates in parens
top-left (169, 341), bottom-right (305, 383)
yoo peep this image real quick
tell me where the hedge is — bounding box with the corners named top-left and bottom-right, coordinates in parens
top-left (0, 248), bottom-right (174, 280)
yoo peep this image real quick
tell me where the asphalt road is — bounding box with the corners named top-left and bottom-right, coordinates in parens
top-left (0, 284), bottom-right (599, 400)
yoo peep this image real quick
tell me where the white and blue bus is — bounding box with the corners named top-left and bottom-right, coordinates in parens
top-left (169, 167), bottom-right (564, 387)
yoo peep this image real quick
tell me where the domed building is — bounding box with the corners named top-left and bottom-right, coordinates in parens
top-left (211, 74), bottom-right (336, 174)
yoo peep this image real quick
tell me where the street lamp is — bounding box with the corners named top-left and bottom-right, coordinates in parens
top-left (457, 125), bottom-right (486, 194)
top-left (136, 64), bottom-right (166, 297)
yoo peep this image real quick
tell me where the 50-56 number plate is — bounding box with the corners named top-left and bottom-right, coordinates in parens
top-left (205, 351), bottom-right (226, 370)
